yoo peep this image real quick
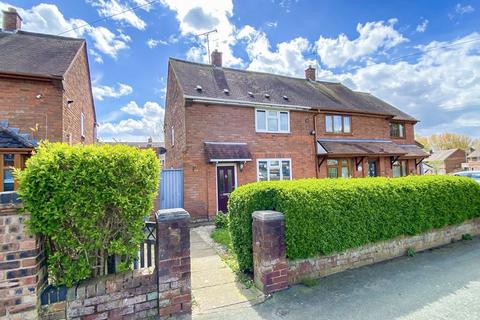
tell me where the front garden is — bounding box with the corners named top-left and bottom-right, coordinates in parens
top-left (226, 175), bottom-right (480, 272)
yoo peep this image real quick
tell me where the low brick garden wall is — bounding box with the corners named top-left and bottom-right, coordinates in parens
top-left (287, 217), bottom-right (480, 283)
top-left (252, 210), bottom-right (480, 294)
top-left (0, 193), bottom-right (192, 320)
top-left (40, 268), bottom-right (157, 320)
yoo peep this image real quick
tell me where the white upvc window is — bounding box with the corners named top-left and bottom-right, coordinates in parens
top-left (257, 158), bottom-right (292, 181)
top-left (80, 112), bottom-right (85, 138)
top-left (171, 126), bottom-right (175, 147)
top-left (255, 109), bottom-right (290, 133)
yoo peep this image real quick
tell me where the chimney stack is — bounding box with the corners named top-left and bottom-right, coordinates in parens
top-left (211, 49), bottom-right (222, 67)
top-left (2, 7), bottom-right (22, 32)
top-left (305, 65), bottom-right (316, 81)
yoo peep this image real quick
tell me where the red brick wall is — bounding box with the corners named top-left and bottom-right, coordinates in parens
top-left (0, 43), bottom-right (95, 144)
top-left (0, 77), bottom-right (63, 142)
top-left (62, 43), bottom-right (96, 144)
top-left (164, 64), bottom-right (186, 169)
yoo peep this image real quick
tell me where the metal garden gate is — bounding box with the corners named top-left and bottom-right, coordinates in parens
top-left (159, 168), bottom-right (184, 209)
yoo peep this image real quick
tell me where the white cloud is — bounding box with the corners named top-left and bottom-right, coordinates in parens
top-left (416, 19), bottom-right (429, 33)
top-left (315, 19), bottom-right (408, 68)
top-left (88, 0), bottom-right (147, 30)
top-left (93, 83), bottom-right (133, 100)
top-left (88, 26), bottom-right (130, 58)
top-left (98, 101), bottom-right (165, 141)
top-left (89, 49), bottom-right (104, 63)
top-left (266, 21), bottom-right (278, 28)
top-left (455, 3), bottom-right (475, 14)
top-left (147, 38), bottom-right (168, 48)
top-left (0, 2), bottom-right (130, 59)
top-left (238, 25), bottom-right (315, 76)
top-left (160, 0), bottom-right (243, 67)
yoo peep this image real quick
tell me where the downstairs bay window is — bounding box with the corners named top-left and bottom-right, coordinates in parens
top-left (257, 159), bottom-right (291, 181)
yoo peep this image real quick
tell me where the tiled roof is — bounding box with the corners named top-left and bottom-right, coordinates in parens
top-left (426, 149), bottom-right (464, 161)
top-left (204, 142), bottom-right (252, 162)
top-left (169, 58), bottom-right (417, 121)
top-left (317, 139), bottom-right (408, 156)
top-left (0, 31), bottom-right (84, 78)
top-left (0, 120), bottom-right (37, 148)
top-left (397, 144), bottom-right (430, 158)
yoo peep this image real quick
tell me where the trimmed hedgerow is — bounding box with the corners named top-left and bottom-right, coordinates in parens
top-left (16, 142), bottom-right (160, 287)
top-left (228, 176), bottom-right (480, 272)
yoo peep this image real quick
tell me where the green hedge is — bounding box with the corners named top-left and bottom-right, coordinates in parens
top-left (16, 142), bottom-right (160, 286)
top-left (228, 176), bottom-right (480, 272)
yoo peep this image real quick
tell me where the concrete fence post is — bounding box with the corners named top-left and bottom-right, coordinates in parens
top-left (156, 208), bottom-right (192, 318)
top-left (0, 192), bottom-right (46, 320)
top-left (252, 210), bottom-right (288, 294)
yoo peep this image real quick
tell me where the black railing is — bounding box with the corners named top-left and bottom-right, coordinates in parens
top-left (134, 220), bottom-right (157, 269)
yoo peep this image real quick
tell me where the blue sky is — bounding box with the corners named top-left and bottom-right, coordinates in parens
top-left (2, 0), bottom-right (480, 141)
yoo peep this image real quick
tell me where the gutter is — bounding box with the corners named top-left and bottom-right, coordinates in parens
top-left (0, 71), bottom-right (63, 81)
top-left (184, 95), bottom-right (313, 111)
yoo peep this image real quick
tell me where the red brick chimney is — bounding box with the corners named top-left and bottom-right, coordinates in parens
top-left (211, 49), bottom-right (222, 67)
top-left (305, 65), bottom-right (316, 81)
top-left (2, 7), bottom-right (22, 32)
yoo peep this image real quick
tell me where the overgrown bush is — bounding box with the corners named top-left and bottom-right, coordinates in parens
top-left (228, 176), bottom-right (480, 272)
top-left (215, 212), bottom-right (229, 229)
top-left (16, 142), bottom-right (160, 287)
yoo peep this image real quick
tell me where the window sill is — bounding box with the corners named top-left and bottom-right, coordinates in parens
top-left (255, 130), bottom-right (291, 134)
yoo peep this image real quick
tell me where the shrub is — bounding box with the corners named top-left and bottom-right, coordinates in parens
top-left (16, 142), bottom-right (160, 287)
top-left (406, 247), bottom-right (416, 257)
top-left (215, 212), bottom-right (229, 229)
top-left (228, 176), bottom-right (480, 272)
top-left (462, 233), bottom-right (473, 241)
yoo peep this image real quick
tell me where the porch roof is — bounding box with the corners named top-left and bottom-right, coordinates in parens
top-left (204, 142), bottom-right (252, 163)
top-left (317, 139), bottom-right (408, 157)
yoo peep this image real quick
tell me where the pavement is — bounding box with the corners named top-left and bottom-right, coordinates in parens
top-left (190, 226), bottom-right (264, 316)
top-left (193, 236), bottom-right (480, 320)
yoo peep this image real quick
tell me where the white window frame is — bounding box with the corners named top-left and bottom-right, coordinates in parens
top-left (255, 108), bottom-right (290, 133)
top-left (171, 126), bottom-right (175, 147)
top-left (80, 112), bottom-right (85, 138)
top-left (256, 158), bottom-right (292, 181)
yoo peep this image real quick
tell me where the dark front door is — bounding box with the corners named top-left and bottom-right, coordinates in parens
top-left (217, 166), bottom-right (235, 213)
top-left (368, 160), bottom-right (377, 177)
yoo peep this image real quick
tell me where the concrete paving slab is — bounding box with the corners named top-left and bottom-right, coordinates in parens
top-left (190, 226), bottom-right (265, 316)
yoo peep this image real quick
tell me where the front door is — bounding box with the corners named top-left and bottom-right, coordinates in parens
top-left (217, 166), bottom-right (235, 213)
top-left (368, 160), bottom-right (377, 177)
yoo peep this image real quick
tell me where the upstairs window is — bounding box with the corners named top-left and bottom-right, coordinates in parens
top-left (256, 109), bottom-right (289, 133)
top-left (390, 122), bottom-right (405, 138)
top-left (325, 114), bottom-right (351, 134)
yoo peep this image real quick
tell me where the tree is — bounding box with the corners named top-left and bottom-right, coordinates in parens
top-left (419, 133), bottom-right (473, 152)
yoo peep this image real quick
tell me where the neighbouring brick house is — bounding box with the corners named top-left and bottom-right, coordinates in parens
top-left (463, 149), bottom-right (480, 171)
top-left (425, 148), bottom-right (466, 174)
top-left (0, 8), bottom-right (97, 146)
top-left (164, 51), bottom-right (428, 220)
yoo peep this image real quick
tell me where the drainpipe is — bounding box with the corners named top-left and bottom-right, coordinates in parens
top-left (313, 109), bottom-right (320, 178)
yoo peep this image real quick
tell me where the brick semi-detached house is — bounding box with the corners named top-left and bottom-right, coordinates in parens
top-left (0, 8), bottom-right (96, 145)
top-left (164, 51), bottom-right (429, 220)
top-left (0, 8), bottom-right (96, 192)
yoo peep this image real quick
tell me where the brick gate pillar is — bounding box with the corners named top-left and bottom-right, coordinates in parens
top-left (156, 208), bottom-right (192, 318)
top-left (252, 210), bottom-right (288, 294)
top-left (0, 192), bottom-right (46, 320)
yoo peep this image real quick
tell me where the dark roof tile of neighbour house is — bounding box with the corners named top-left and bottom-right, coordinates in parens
top-left (0, 120), bottom-right (37, 148)
top-left (0, 31), bottom-right (84, 78)
top-left (169, 58), bottom-right (417, 121)
top-left (204, 142), bottom-right (252, 162)
top-left (317, 139), bottom-right (408, 156)
top-left (426, 148), bottom-right (465, 162)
